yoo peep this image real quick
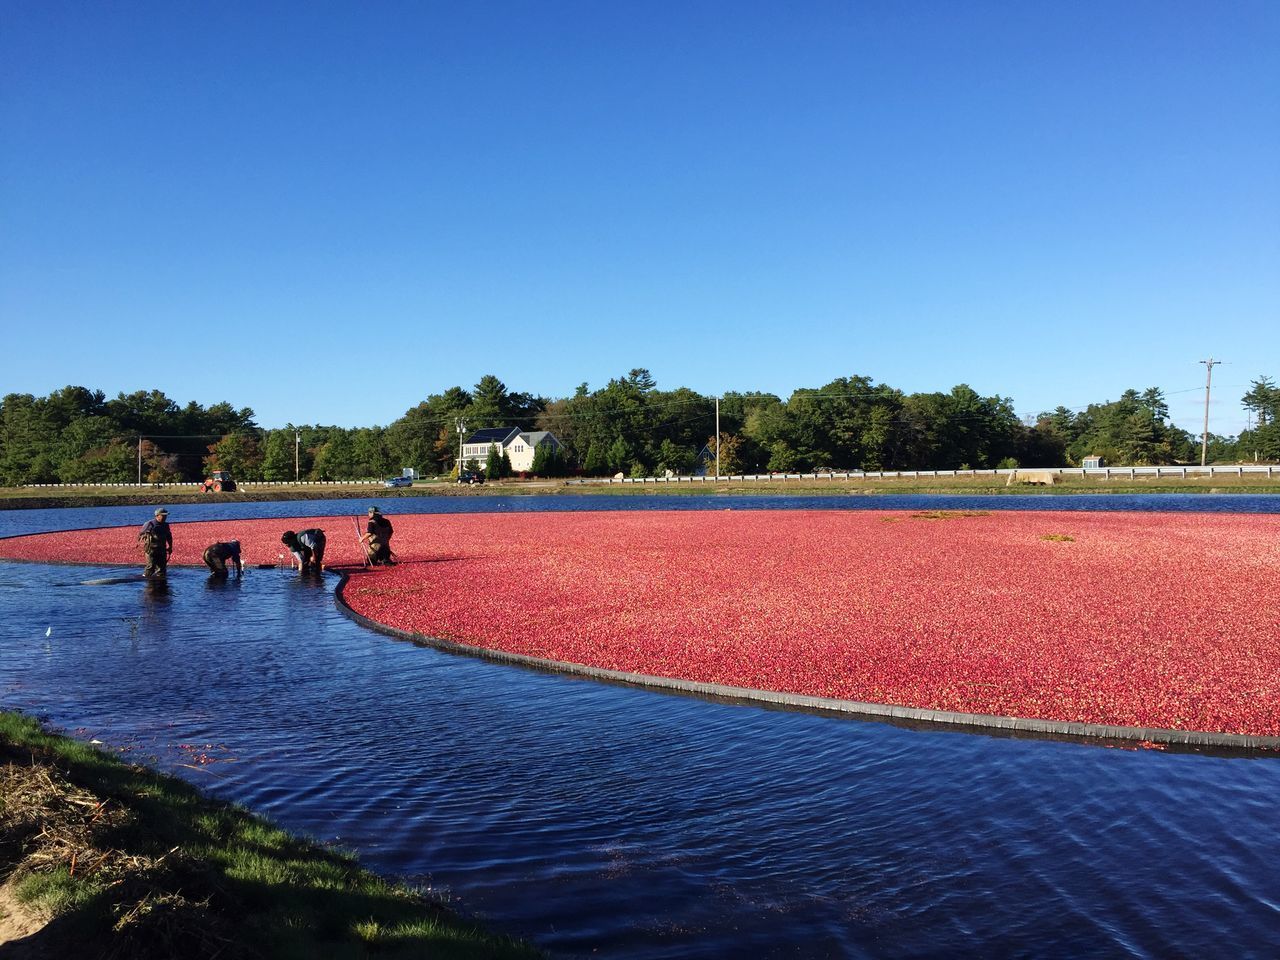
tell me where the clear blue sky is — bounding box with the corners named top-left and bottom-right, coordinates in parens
top-left (3, 1), bottom-right (1276, 435)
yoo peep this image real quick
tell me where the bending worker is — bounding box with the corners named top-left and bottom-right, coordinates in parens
top-left (203, 540), bottom-right (243, 577)
top-left (138, 508), bottom-right (173, 579)
top-left (362, 506), bottom-right (395, 566)
top-left (281, 529), bottom-right (326, 573)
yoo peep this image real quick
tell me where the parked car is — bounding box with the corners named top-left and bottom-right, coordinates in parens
top-left (383, 476), bottom-right (413, 488)
top-left (458, 470), bottom-right (485, 485)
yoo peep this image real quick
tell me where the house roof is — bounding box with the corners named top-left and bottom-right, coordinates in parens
top-left (520, 431), bottom-right (559, 446)
top-left (464, 427), bottom-right (521, 445)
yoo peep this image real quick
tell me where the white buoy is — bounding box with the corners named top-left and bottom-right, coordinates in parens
top-left (45, 627), bottom-right (52, 637)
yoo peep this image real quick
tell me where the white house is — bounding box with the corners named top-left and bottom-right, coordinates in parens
top-left (461, 427), bottom-right (563, 473)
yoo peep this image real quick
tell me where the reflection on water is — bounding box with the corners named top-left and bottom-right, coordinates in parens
top-left (2, 496), bottom-right (1279, 959)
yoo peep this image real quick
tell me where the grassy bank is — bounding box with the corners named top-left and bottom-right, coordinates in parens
top-left (0, 481), bottom-right (554, 511)
top-left (1, 471), bottom-right (1277, 510)
top-left (569, 472), bottom-right (1280, 497)
top-left (0, 710), bottom-right (538, 959)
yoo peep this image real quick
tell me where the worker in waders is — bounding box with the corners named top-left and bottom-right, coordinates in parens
top-left (281, 529), bottom-right (326, 573)
top-left (203, 540), bottom-right (243, 578)
top-left (361, 506), bottom-right (395, 566)
top-left (138, 508), bottom-right (173, 579)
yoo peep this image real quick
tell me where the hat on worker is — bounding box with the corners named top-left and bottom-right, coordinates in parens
top-left (154, 508), bottom-right (168, 517)
top-left (367, 506), bottom-right (380, 515)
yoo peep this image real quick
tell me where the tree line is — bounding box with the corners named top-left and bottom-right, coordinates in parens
top-left (1, 372), bottom-right (1276, 486)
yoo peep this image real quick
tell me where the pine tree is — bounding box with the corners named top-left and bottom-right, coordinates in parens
top-left (531, 441), bottom-right (556, 476)
top-left (583, 441), bottom-right (607, 475)
top-left (606, 436), bottom-right (631, 474)
top-left (485, 444), bottom-right (502, 480)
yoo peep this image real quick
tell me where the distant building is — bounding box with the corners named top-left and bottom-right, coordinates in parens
top-left (460, 428), bottom-right (520, 466)
top-left (1082, 455), bottom-right (1105, 469)
top-left (694, 443), bottom-right (716, 476)
top-left (461, 427), bottom-right (562, 473)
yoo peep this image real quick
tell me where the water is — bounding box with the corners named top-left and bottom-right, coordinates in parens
top-left (2, 495), bottom-right (1279, 958)
top-left (5, 491), bottom-right (1280, 538)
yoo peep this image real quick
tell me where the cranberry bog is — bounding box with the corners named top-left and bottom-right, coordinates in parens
top-left (3, 508), bottom-right (1278, 746)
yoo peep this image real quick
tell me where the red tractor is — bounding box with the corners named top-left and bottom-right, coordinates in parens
top-left (199, 470), bottom-right (237, 493)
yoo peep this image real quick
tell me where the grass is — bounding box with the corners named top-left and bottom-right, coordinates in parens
top-left (0, 710), bottom-right (540, 959)
top-left (0, 479), bottom-right (563, 510)
top-left (564, 471), bottom-right (1280, 497)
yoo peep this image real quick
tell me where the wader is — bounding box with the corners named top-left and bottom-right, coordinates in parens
top-left (203, 546), bottom-right (228, 575)
top-left (139, 528), bottom-right (169, 579)
top-left (143, 548), bottom-right (168, 579)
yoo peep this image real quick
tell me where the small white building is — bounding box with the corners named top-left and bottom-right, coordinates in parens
top-left (1082, 455), bottom-right (1105, 469)
top-left (461, 427), bottom-right (562, 473)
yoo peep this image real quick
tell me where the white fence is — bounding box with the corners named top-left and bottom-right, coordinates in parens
top-left (20, 480), bottom-right (388, 489)
top-left (568, 464), bottom-right (1279, 486)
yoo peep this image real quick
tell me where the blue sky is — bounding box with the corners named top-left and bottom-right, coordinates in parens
top-left (3, 1), bottom-right (1276, 435)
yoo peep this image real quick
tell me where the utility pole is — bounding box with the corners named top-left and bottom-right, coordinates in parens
top-left (714, 396), bottom-right (720, 480)
top-left (137, 436), bottom-right (143, 485)
top-left (294, 429), bottom-right (300, 482)
top-left (457, 418), bottom-right (468, 476)
top-left (1200, 357), bottom-right (1221, 467)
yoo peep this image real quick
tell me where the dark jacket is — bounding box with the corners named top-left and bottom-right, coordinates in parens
top-left (139, 519), bottom-right (172, 551)
top-left (206, 541), bottom-right (241, 562)
top-left (296, 529), bottom-right (325, 550)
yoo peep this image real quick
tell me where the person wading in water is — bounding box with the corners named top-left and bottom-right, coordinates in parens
top-left (138, 508), bottom-right (173, 579)
top-left (282, 529), bottom-right (326, 573)
top-left (203, 540), bottom-right (243, 578)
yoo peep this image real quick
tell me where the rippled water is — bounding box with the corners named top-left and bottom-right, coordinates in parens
top-left (2, 495), bottom-right (1279, 958)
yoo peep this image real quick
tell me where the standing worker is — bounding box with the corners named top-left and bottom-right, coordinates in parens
top-left (361, 506), bottom-right (395, 566)
top-left (138, 508), bottom-right (173, 579)
top-left (281, 529), bottom-right (326, 573)
top-left (203, 540), bottom-right (243, 578)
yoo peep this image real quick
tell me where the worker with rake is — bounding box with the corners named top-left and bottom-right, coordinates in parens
top-left (360, 506), bottom-right (395, 566)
